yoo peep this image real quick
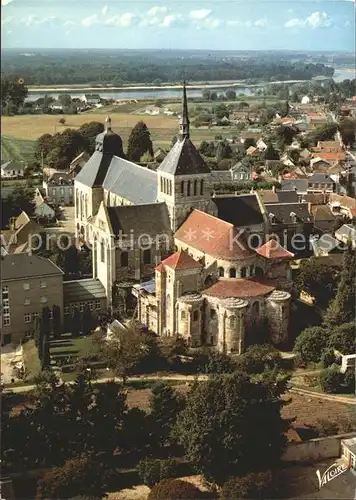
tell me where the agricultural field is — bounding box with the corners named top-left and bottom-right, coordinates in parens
top-left (1, 111), bottom-right (237, 151)
top-left (1, 135), bottom-right (36, 163)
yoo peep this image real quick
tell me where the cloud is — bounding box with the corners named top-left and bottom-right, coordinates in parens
top-left (141, 6), bottom-right (181, 28)
top-left (147, 6), bottom-right (168, 17)
top-left (64, 20), bottom-right (75, 27)
top-left (306, 12), bottom-right (332, 28)
top-left (2, 0), bottom-right (14, 5)
top-left (102, 5), bottom-right (108, 17)
top-left (81, 14), bottom-right (98, 27)
top-left (18, 15), bottom-right (58, 27)
top-left (285, 11), bottom-right (332, 29)
top-left (105, 13), bottom-right (138, 28)
top-left (227, 19), bottom-right (268, 28)
top-left (203, 17), bottom-right (221, 29)
top-left (189, 9), bottom-right (211, 20)
top-left (254, 19), bottom-right (268, 27)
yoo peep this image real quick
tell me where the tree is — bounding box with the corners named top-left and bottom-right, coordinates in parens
top-left (138, 458), bottom-right (179, 487)
top-left (36, 456), bottom-right (110, 500)
top-left (148, 479), bottom-right (204, 500)
top-left (216, 140), bottom-right (232, 162)
top-left (34, 133), bottom-right (54, 163)
top-left (327, 323), bottom-right (355, 354)
top-left (220, 471), bottom-right (274, 500)
top-left (225, 89), bottom-right (236, 100)
top-left (78, 121), bottom-right (105, 154)
top-left (296, 258), bottom-right (339, 308)
top-left (280, 100), bottom-right (290, 117)
top-left (319, 365), bottom-right (344, 394)
top-left (275, 125), bottom-right (297, 148)
top-left (101, 321), bottom-right (147, 384)
top-left (71, 307), bottom-right (81, 337)
top-left (52, 305), bottom-right (61, 339)
top-left (202, 89), bottom-right (211, 101)
top-left (293, 326), bottom-right (328, 363)
top-left (149, 382), bottom-right (184, 449)
top-left (263, 142), bottom-right (279, 161)
top-left (2, 187), bottom-right (35, 227)
top-left (58, 93), bottom-right (72, 108)
top-left (175, 372), bottom-right (290, 485)
top-left (82, 304), bottom-right (93, 336)
top-left (324, 244), bottom-right (356, 326)
top-left (127, 121), bottom-right (153, 162)
top-left (214, 103), bottom-right (229, 120)
top-left (339, 118), bottom-right (356, 147)
top-left (244, 138), bottom-right (256, 149)
top-left (236, 344), bottom-right (281, 374)
top-left (1, 77), bottom-right (28, 114)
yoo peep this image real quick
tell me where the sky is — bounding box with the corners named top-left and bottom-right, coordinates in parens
top-left (1, 0), bottom-right (355, 51)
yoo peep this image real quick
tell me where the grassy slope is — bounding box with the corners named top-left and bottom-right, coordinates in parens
top-left (1, 135), bottom-right (36, 163)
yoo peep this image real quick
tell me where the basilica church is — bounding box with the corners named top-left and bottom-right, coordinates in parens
top-left (74, 84), bottom-right (294, 353)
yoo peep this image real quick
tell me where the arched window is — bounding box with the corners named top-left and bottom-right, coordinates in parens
top-left (229, 268), bottom-right (236, 278)
top-left (181, 310), bottom-right (186, 320)
top-left (218, 267), bottom-right (224, 277)
top-left (240, 267), bottom-right (246, 278)
top-left (143, 249), bottom-right (151, 265)
top-left (252, 301), bottom-right (260, 315)
top-left (250, 235), bottom-right (261, 249)
top-left (100, 240), bottom-right (105, 263)
top-left (200, 179), bottom-right (204, 195)
top-left (204, 275), bottom-right (213, 288)
top-left (229, 316), bottom-right (236, 328)
top-left (169, 180), bottom-right (172, 196)
top-left (194, 179), bottom-right (198, 196)
top-left (160, 177), bottom-right (163, 192)
top-left (255, 266), bottom-right (264, 277)
top-left (187, 180), bottom-right (191, 196)
top-left (193, 310), bottom-right (199, 322)
top-left (181, 181), bottom-right (185, 195)
top-left (210, 309), bottom-right (217, 319)
top-left (120, 251), bottom-right (129, 267)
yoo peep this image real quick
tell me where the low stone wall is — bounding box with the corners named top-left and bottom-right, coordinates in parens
top-left (282, 432), bottom-right (356, 463)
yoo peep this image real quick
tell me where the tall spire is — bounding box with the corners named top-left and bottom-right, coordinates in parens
top-left (179, 81), bottom-right (190, 139)
top-left (105, 116), bottom-right (112, 132)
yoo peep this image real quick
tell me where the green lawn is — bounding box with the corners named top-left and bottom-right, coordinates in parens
top-left (1, 135), bottom-right (36, 163)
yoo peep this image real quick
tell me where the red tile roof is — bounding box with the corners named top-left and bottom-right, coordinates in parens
top-left (159, 250), bottom-right (202, 271)
top-left (256, 239), bottom-right (294, 260)
top-left (204, 277), bottom-right (276, 299)
top-left (175, 210), bottom-right (255, 261)
top-left (155, 263), bottom-right (165, 273)
top-left (312, 152), bottom-right (346, 161)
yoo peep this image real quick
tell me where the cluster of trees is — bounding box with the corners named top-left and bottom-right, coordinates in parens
top-left (294, 244), bottom-right (355, 394)
top-left (261, 79), bottom-right (355, 102)
top-left (1, 187), bottom-right (35, 229)
top-left (202, 89), bottom-right (237, 101)
top-left (127, 121), bottom-right (154, 161)
top-left (34, 121), bottom-right (104, 169)
top-left (2, 340), bottom-right (290, 498)
top-left (1, 76), bottom-right (28, 115)
top-left (2, 50), bottom-right (334, 85)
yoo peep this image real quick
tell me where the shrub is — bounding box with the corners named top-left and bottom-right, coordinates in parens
top-left (319, 365), bottom-right (344, 394)
top-left (321, 348), bottom-right (336, 368)
top-left (138, 458), bottom-right (179, 487)
top-left (312, 419), bottom-right (340, 437)
top-left (236, 344), bottom-right (281, 374)
top-left (58, 117), bottom-right (66, 125)
top-left (148, 479), bottom-right (205, 500)
top-left (293, 327), bottom-right (329, 363)
top-left (343, 369), bottom-right (355, 394)
top-left (220, 471), bottom-right (273, 500)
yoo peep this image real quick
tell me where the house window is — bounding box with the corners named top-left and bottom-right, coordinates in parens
top-left (121, 251), bottom-right (129, 267)
top-left (143, 249), bottom-right (151, 265)
top-left (250, 265), bottom-right (255, 276)
top-left (40, 280), bottom-right (47, 288)
top-left (193, 310), bottom-right (199, 321)
top-left (23, 283), bottom-right (30, 290)
top-left (89, 302), bottom-right (94, 311)
top-left (181, 310), bottom-right (186, 320)
top-left (49, 310), bottom-right (53, 319)
top-left (252, 301), bottom-right (260, 315)
top-left (2, 286), bottom-right (8, 296)
top-left (210, 335), bottom-right (214, 345)
top-left (24, 298), bottom-right (31, 306)
top-left (229, 316), bottom-right (236, 328)
top-left (160, 177), bottom-right (163, 192)
top-left (255, 266), bottom-right (264, 277)
top-left (24, 313), bottom-right (31, 323)
top-left (52, 189), bottom-right (56, 196)
top-left (194, 179), bottom-right (198, 196)
top-left (229, 268), bottom-right (236, 278)
top-left (3, 316), bottom-right (11, 326)
top-left (79, 302), bottom-right (85, 312)
top-left (64, 306), bottom-right (70, 315)
top-left (210, 309), bottom-right (217, 319)
top-left (69, 188), bottom-right (73, 195)
top-left (100, 240), bottom-right (105, 263)
top-left (40, 296), bottom-right (48, 303)
top-left (60, 188), bottom-right (64, 195)
top-left (200, 179), bottom-right (204, 195)
top-left (95, 300), bottom-right (101, 310)
top-left (218, 267), bottom-right (224, 277)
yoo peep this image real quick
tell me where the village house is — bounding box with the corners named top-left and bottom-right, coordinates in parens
top-left (43, 171), bottom-right (75, 206)
top-left (1, 211), bottom-right (40, 255)
top-left (1, 160), bottom-right (25, 179)
top-left (335, 223), bottom-right (356, 249)
top-left (0, 254), bottom-right (64, 345)
top-left (34, 189), bottom-right (56, 220)
top-left (307, 172), bottom-right (335, 193)
top-left (81, 94), bottom-right (101, 105)
top-left (328, 193), bottom-right (356, 219)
